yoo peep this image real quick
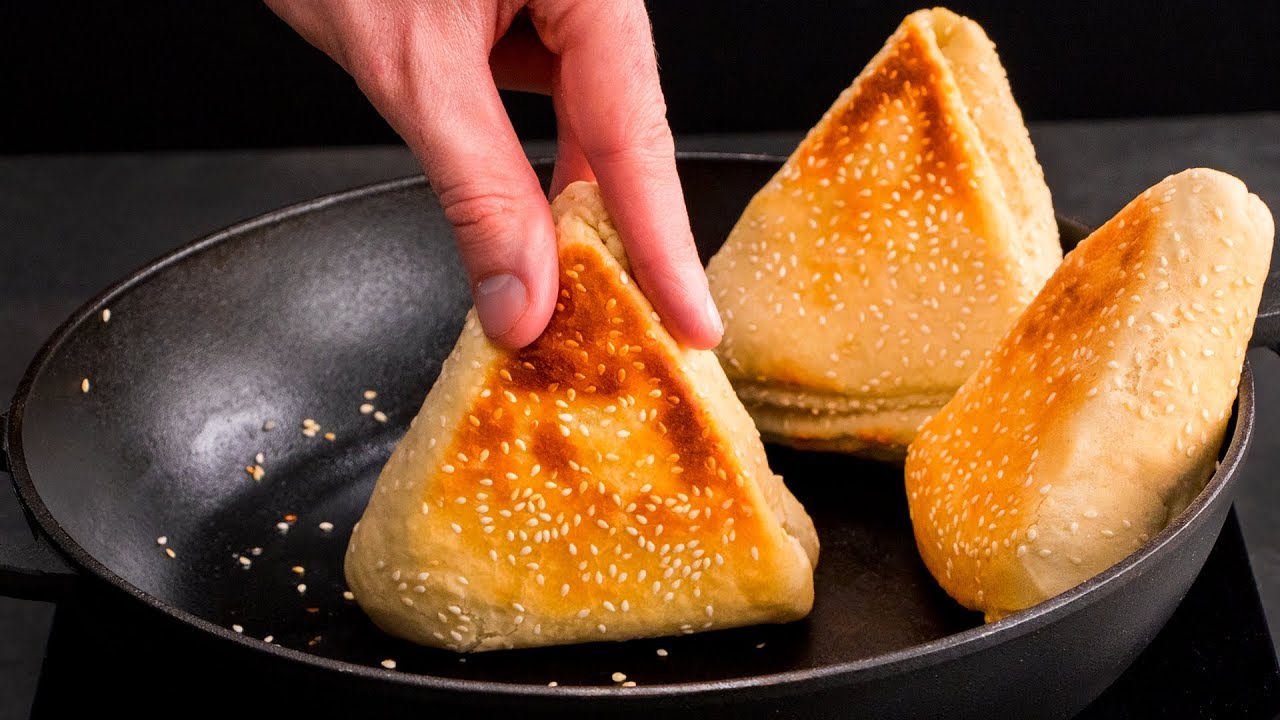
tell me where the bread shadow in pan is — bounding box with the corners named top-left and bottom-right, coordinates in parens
top-left (183, 429), bottom-right (979, 687)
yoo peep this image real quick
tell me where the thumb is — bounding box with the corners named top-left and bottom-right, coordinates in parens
top-left (383, 72), bottom-right (558, 349)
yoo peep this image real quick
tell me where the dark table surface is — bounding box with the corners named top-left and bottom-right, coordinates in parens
top-left (2, 114), bottom-right (1280, 717)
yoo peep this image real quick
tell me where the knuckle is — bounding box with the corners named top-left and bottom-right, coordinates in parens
top-left (587, 115), bottom-right (676, 170)
top-left (436, 181), bottom-right (529, 253)
top-left (441, 187), bottom-right (513, 233)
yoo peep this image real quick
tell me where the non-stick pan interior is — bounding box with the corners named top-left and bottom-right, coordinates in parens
top-left (13, 157), bottom-right (1201, 687)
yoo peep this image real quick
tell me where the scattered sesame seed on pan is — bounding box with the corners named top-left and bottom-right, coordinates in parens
top-left (373, 411), bottom-right (388, 423)
top-left (296, 584), bottom-right (307, 594)
top-left (655, 648), bottom-right (668, 657)
top-left (611, 672), bottom-right (627, 683)
top-left (363, 390), bottom-right (377, 400)
top-left (155, 536), bottom-right (167, 546)
top-left (318, 521), bottom-right (334, 532)
top-left (245, 464), bottom-right (265, 481)
top-left (381, 659), bottom-right (397, 670)
top-left (284, 514), bottom-right (297, 523)
top-left (360, 403), bottom-right (374, 415)
top-left (164, 548), bottom-right (176, 559)
top-left (101, 308), bottom-right (111, 323)
top-left (291, 566), bottom-right (305, 575)
top-left (547, 681), bottom-right (559, 687)
top-left (250, 547), bottom-right (262, 556)
top-left (80, 378), bottom-right (90, 393)
top-left (238, 556), bottom-right (252, 568)
top-left (621, 681), bottom-right (637, 687)
top-left (342, 591), bottom-right (355, 601)
top-left (254, 452), bottom-right (265, 464)
top-left (756, 642), bottom-right (767, 649)
top-left (263, 635), bottom-right (274, 643)
top-left (323, 431), bottom-right (336, 441)
top-left (276, 522), bottom-right (290, 533)
top-left (231, 624), bottom-right (243, 633)
top-left (261, 419), bottom-right (277, 431)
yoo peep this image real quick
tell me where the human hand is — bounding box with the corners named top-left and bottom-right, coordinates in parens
top-left (265, 0), bottom-right (723, 349)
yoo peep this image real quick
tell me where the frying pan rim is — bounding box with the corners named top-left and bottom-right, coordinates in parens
top-left (4, 152), bottom-right (1252, 702)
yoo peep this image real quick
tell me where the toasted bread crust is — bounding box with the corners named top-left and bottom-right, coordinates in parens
top-left (708, 8), bottom-right (1059, 456)
top-left (906, 169), bottom-right (1273, 620)
top-left (346, 182), bottom-right (818, 651)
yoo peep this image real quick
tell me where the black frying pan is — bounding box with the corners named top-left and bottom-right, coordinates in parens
top-left (1, 154), bottom-right (1277, 718)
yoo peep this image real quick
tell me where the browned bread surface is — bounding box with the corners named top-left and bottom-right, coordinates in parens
top-left (707, 7), bottom-right (1060, 458)
top-left (905, 168), bottom-right (1274, 620)
top-left (346, 182), bottom-right (818, 650)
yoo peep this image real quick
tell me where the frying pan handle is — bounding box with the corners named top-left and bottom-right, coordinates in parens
top-left (0, 412), bottom-right (77, 600)
top-left (1253, 268), bottom-right (1280, 353)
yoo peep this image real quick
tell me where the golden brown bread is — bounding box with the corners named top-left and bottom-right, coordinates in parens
top-left (707, 7), bottom-right (1060, 459)
top-left (905, 168), bottom-right (1274, 621)
top-left (345, 182), bottom-right (818, 651)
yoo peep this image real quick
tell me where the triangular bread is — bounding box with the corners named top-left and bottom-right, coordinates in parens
top-left (906, 168), bottom-right (1274, 621)
top-left (346, 182), bottom-right (819, 651)
top-left (707, 8), bottom-right (1060, 460)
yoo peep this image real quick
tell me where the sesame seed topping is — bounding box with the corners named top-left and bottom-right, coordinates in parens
top-left (381, 659), bottom-right (397, 670)
top-left (164, 548), bottom-right (176, 559)
top-left (156, 536), bottom-right (167, 545)
top-left (101, 308), bottom-right (111, 323)
top-left (611, 672), bottom-right (627, 682)
top-left (80, 378), bottom-right (90, 393)
top-left (373, 411), bottom-right (388, 423)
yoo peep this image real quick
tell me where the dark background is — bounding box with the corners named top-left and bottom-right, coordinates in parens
top-left (3, 1), bottom-right (1279, 154)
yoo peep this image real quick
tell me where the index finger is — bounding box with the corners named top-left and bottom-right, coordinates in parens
top-left (531, 0), bottom-right (723, 349)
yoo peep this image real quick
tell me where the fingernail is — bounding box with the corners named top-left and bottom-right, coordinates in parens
top-left (475, 273), bottom-right (529, 339)
top-left (705, 291), bottom-right (724, 337)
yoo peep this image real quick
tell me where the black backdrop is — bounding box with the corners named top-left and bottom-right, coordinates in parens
top-left (3, 1), bottom-right (1278, 153)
